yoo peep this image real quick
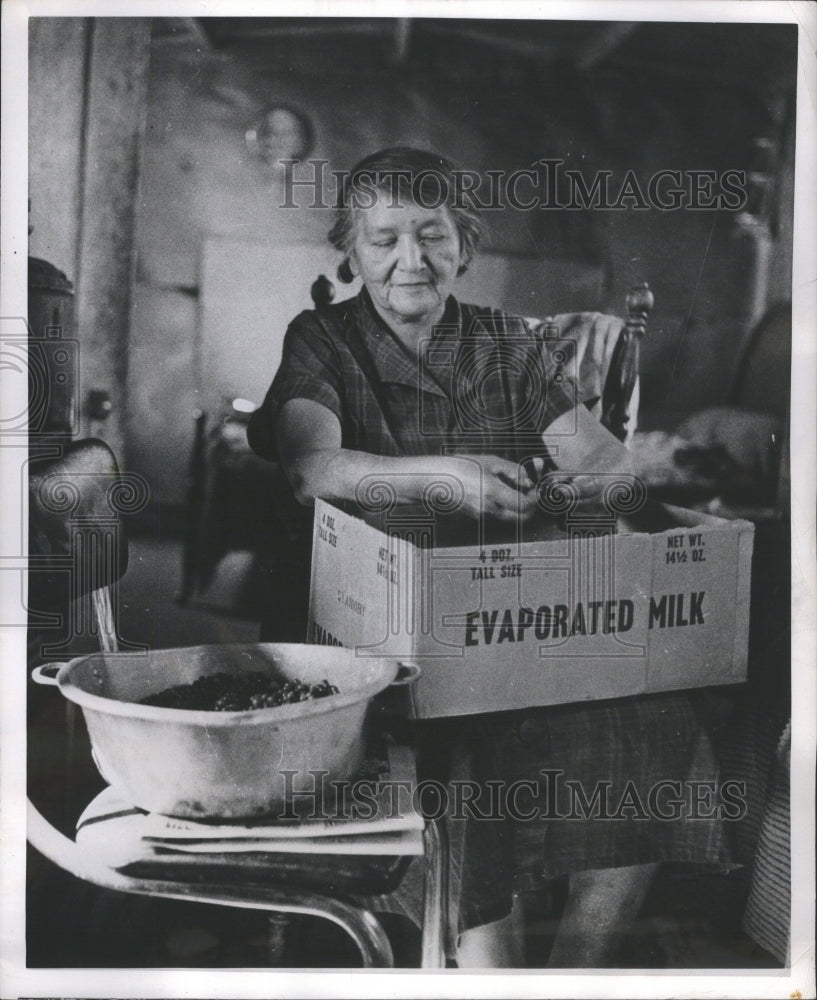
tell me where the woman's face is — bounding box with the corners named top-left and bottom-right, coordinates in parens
top-left (348, 190), bottom-right (464, 326)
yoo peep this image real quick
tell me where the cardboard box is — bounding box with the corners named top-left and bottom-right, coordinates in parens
top-left (307, 498), bottom-right (754, 718)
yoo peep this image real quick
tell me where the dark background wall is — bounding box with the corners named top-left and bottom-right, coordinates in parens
top-left (29, 17), bottom-right (796, 510)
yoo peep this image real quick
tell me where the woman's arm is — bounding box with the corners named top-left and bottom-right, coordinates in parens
top-left (276, 398), bottom-right (536, 521)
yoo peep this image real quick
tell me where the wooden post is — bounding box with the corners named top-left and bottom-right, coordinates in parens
top-left (601, 283), bottom-right (654, 442)
top-left (73, 19), bottom-right (152, 457)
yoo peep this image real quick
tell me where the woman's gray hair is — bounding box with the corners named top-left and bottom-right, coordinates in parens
top-left (328, 146), bottom-right (486, 283)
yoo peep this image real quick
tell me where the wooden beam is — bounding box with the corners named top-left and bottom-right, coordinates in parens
top-left (422, 23), bottom-right (563, 61)
top-left (574, 23), bottom-right (639, 71)
top-left (28, 18), bottom-right (88, 279)
top-left (392, 18), bottom-right (412, 65)
top-left (156, 18), bottom-right (213, 50)
top-left (74, 19), bottom-right (151, 456)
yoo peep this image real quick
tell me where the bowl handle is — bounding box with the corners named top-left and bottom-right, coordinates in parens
top-left (391, 662), bottom-right (421, 686)
top-left (31, 662), bottom-right (67, 686)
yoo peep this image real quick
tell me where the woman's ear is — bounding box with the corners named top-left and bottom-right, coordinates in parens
top-left (337, 258), bottom-right (355, 284)
top-left (457, 240), bottom-right (468, 276)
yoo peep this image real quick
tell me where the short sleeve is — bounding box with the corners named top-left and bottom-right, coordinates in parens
top-left (247, 312), bottom-right (345, 461)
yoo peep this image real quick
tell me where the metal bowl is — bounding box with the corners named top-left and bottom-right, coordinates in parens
top-left (33, 643), bottom-right (408, 818)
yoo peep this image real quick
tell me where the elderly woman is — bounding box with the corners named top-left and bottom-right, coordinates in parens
top-left (248, 147), bottom-right (731, 967)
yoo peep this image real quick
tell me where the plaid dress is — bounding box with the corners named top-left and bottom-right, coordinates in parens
top-left (248, 289), bottom-right (735, 946)
top-left (248, 286), bottom-right (584, 464)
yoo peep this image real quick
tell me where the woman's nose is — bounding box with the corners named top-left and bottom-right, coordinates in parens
top-left (395, 235), bottom-right (424, 271)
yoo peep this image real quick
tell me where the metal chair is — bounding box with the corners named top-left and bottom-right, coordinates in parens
top-left (26, 441), bottom-right (447, 968)
top-left (26, 796), bottom-right (445, 967)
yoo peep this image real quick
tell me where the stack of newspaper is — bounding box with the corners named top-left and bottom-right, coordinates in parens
top-left (76, 739), bottom-right (425, 867)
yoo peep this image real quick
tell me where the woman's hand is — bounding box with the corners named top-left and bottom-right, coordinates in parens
top-left (444, 454), bottom-right (537, 522)
top-left (540, 403), bottom-right (637, 501)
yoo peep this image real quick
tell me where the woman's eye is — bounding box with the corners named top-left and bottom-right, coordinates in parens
top-left (373, 239), bottom-right (396, 248)
top-left (420, 235), bottom-right (443, 244)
